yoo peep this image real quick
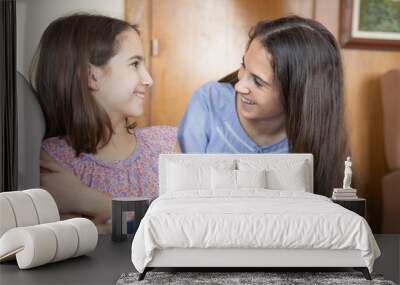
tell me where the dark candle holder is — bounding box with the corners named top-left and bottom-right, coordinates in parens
top-left (111, 197), bottom-right (150, 242)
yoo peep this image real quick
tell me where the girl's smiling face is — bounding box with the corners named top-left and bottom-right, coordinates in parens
top-left (235, 39), bottom-right (284, 123)
top-left (89, 28), bottom-right (153, 122)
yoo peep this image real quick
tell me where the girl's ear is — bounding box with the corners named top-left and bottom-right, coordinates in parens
top-left (88, 64), bottom-right (100, 91)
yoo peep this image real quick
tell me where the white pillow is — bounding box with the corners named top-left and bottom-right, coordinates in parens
top-left (211, 168), bottom-right (267, 190)
top-left (236, 169), bottom-right (267, 189)
top-left (267, 164), bottom-right (306, 191)
top-left (166, 159), bottom-right (236, 192)
top-left (211, 168), bottom-right (236, 190)
top-left (238, 159), bottom-right (308, 191)
top-left (167, 162), bottom-right (210, 191)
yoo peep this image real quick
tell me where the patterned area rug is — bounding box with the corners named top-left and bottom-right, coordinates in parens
top-left (116, 271), bottom-right (396, 285)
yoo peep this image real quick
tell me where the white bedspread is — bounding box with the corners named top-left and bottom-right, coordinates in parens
top-left (131, 190), bottom-right (380, 273)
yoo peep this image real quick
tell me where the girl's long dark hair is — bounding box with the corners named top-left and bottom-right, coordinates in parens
top-left (220, 16), bottom-right (348, 197)
top-left (31, 13), bottom-right (139, 156)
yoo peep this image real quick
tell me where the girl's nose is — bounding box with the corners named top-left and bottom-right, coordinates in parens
top-left (235, 77), bottom-right (250, 94)
top-left (141, 69), bottom-right (153, 87)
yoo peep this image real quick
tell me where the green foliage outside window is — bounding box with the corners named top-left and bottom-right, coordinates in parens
top-left (359, 0), bottom-right (400, 33)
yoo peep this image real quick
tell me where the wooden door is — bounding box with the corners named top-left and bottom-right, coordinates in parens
top-left (148, 0), bottom-right (313, 126)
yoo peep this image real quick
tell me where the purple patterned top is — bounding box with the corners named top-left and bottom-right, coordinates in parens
top-left (42, 126), bottom-right (177, 199)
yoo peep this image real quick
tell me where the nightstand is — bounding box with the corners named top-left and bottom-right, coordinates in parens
top-left (112, 197), bottom-right (150, 242)
top-left (331, 198), bottom-right (366, 218)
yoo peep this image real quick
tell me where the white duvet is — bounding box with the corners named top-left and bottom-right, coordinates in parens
top-left (131, 190), bottom-right (380, 273)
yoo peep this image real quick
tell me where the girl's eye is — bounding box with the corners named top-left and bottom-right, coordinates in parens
top-left (253, 77), bottom-right (263, 87)
top-left (130, 61), bottom-right (140, 68)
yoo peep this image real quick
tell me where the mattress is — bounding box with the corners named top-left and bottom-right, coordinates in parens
top-left (131, 190), bottom-right (380, 273)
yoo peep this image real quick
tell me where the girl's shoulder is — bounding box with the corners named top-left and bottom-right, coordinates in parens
top-left (41, 136), bottom-right (78, 168)
top-left (135, 125), bottom-right (177, 142)
top-left (191, 81), bottom-right (236, 111)
top-left (193, 81), bottom-right (235, 100)
top-left (135, 126), bottom-right (177, 153)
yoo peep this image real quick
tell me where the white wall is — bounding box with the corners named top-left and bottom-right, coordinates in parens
top-left (16, 0), bottom-right (125, 78)
top-left (15, 0), bottom-right (124, 189)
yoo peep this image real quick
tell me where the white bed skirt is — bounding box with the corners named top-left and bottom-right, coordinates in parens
top-left (148, 248), bottom-right (366, 268)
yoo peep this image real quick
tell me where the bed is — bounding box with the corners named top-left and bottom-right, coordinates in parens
top-left (131, 154), bottom-right (380, 280)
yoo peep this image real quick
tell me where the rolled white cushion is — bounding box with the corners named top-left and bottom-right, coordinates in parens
top-left (0, 191), bottom-right (39, 227)
top-left (64, 218), bottom-right (98, 257)
top-left (0, 189), bottom-right (60, 238)
top-left (0, 226), bottom-right (57, 269)
top-left (42, 222), bottom-right (79, 262)
top-left (0, 218), bottom-right (97, 269)
top-left (23, 189), bottom-right (60, 223)
top-left (0, 196), bottom-right (17, 237)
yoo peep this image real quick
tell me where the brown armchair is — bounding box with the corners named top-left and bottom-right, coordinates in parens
top-left (381, 69), bottom-right (400, 233)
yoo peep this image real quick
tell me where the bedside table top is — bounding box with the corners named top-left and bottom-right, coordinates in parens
top-left (331, 197), bottom-right (366, 202)
top-left (112, 197), bottom-right (151, 202)
top-left (331, 197), bottom-right (366, 218)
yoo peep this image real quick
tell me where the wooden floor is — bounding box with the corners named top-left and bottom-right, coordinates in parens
top-left (373, 235), bottom-right (400, 284)
top-left (0, 235), bottom-right (398, 284)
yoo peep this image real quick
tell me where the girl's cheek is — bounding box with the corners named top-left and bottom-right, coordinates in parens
top-left (238, 67), bottom-right (244, 80)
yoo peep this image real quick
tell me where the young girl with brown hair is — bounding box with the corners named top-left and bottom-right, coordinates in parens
top-left (178, 16), bottom-right (348, 197)
top-left (33, 14), bottom-right (177, 232)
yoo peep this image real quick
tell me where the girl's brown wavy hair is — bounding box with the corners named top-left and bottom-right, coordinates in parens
top-left (31, 13), bottom-right (139, 156)
top-left (220, 16), bottom-right (349, 197)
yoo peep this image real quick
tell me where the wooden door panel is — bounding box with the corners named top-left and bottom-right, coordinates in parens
top-left (150, 0), bottom-right (313, 126)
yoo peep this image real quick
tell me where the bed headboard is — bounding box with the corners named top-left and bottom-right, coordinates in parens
top-left (159, 154), bottom-right (313, 195)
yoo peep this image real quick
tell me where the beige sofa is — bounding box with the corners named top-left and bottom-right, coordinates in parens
top-left (381, 69), bottom-right (400, 233)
